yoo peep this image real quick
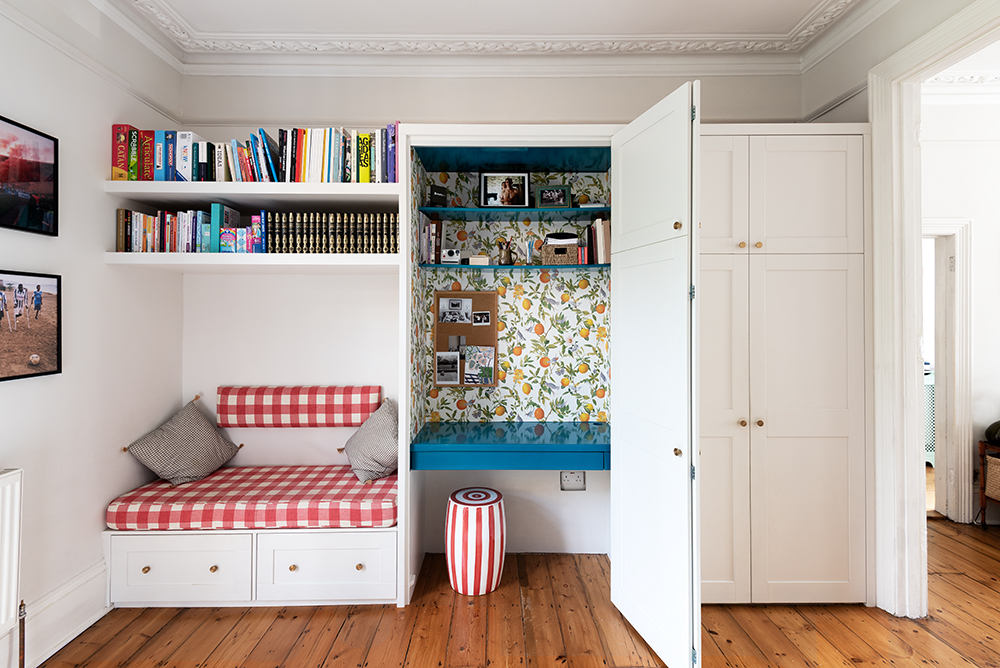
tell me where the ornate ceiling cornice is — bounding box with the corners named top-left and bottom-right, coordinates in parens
top-left (130, 0), bottom-right (860, 56)
top-left (924, 73), bottom-right (1000, 85)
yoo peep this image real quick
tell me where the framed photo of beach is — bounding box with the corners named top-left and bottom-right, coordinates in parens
top-left (0, 269), bottom-right (61, 382)
top-left (0, 115), bottom-right (58, 237)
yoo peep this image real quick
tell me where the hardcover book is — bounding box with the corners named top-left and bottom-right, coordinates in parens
top-left (357, 133), bottom-right (371, 183)
top-left (164, 130), bottom-right (176, 181)
top-left (138, 131), bottom-right (154, 181)
top-left (259, 129), bottom-right (279, 182)
top-left (175, 131), bottom-right (204, 182)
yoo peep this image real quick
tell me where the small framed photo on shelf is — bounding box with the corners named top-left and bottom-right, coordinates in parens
top-left (480, 173), bottom-right (528, 208)
top-left (536, 185), bottom-right (570, 208)
top-left (0, 269), bottom-right (61, 382)
top-left (0, 115), bottom-right (58, 237)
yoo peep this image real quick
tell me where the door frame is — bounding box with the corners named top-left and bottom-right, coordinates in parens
top-left (869, 0), bottom-right (1000, 617)
top-left (922, 219), bottom-right (973, 524)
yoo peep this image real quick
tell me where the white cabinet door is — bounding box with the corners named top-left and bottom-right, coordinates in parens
top-left (700, 136), bottom-right (749, 254)
top-left (749, 254), bottom-right (866, 602)
top-left (611, 81), bottom-right (698, 668)
top-left (749, 135), bottom-right (864, 254)
top-left (698, 254), bottom-right (751, 603)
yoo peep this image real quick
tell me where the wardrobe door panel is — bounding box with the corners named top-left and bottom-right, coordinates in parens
top-left (701, 136), bottom-right (749, 254)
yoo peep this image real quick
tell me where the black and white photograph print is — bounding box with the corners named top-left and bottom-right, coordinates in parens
top-left (439, 297), bottom-right (472, 323)
top-left (0, 115), bottom-right (58, 236)
top-left (436, 351), bottom-right (460, 385)
top-left (0, 269), bottom-right (61, 382)
top-left (472, 311), bottom-right (491, 326)
top-left (480, 173), bottom-right (528, 208)
top-left (448, 334), bottom-right (467, 360)
top-left (537, 185), bottom-right (570, 208)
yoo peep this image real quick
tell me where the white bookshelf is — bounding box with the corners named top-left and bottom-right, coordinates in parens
top-left (104, 181), bottom-right (402, 209)
top-left (104, 252), bottom-right (400, 274)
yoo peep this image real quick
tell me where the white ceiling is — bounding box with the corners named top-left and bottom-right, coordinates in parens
top-left (98, 0), bottom-right (885, 74)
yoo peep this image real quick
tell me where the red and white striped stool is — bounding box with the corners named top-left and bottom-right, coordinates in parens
top-left (445, 487), bottom-right (505, 596)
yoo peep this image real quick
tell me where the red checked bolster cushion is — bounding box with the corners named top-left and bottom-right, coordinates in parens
top-left (216, 386), bottom-right (381, 428)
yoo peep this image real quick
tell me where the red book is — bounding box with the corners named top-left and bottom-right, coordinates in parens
top-left (111, 124), bottom-right (135, 181)
top-left (138, 130), bottom-right (155, 181)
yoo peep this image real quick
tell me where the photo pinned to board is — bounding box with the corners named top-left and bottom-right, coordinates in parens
top-left (472, 311), bottom-right (491, 326)
top-left (439, 297), bottom-right (472, 323)
top-left (436, 351), bottom-right (460, 385)
top-left (463, 345), bottom-right (495, 385)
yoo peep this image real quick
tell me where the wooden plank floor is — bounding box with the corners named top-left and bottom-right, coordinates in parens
top-left (43, 520), bottom-right (1000, 668)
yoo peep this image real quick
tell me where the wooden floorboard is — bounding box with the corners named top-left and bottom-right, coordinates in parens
top-left (42, 523), bottom-right (1000, 668)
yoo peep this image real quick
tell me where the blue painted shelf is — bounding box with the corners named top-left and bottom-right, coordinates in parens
top-left (420, 263), bottom-right (609, 271)
top-left (411, 421), bottom-right (611, 471)
top-left (419, 206), bottom-right (609, 222)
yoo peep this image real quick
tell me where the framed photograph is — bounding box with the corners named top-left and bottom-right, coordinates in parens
top-left (537, 185), bottom-right (570, 208)
top-left (0, 116), bottom-right (58, 236)
top-left (472, 311), bottom-right (491, 326)
top-left (436, 351), bottom-right (460, 385)
top-left (0, 269), bottom-right (61, 382)
top-left (480, 173), bottom-right (528, 208)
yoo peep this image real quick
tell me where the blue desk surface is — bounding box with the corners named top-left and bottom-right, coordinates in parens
top-left (411, 421), bottom-right (610, 471)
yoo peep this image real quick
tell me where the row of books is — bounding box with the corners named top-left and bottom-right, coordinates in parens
top-left (111, 124), bottom-right (399, 184)
top-left (115, 206), bottom-right (399, 255)
top-left (582, 218), bottom-right (612, 264)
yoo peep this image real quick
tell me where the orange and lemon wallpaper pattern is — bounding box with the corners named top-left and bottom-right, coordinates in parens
top-left (409, 157), bottom-right (611, 431)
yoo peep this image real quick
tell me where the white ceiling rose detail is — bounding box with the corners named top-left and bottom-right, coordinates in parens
top-left (130, 0), bottom-right (860, 55)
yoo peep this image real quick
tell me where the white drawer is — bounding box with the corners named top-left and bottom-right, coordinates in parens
top-left (110, 533), bottom-right (252, 604)
top-left (256, 531), bottom-right (396, 602)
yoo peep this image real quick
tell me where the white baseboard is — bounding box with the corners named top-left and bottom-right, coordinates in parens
top-left (23, 562), bottom-right (110, 668)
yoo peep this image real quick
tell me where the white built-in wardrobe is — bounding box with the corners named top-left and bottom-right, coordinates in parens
top-left (699, 124), bottom-right (869, 604)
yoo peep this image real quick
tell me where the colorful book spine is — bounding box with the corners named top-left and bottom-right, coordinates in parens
top-left (138, 131), bottom-right (155, 181)
top-left (127, 128), bottom-right (140, 181)
top-left (387, 123), bottom-right (397, 183)
top-left (259, 129), bottom-right (279, 182)
top-left (176, 131), bottom-right (203, 182)
top-left (250, 215), bottom-right (262, 253)
top-left (153, 130), bottom-right (166, 181)
top-left (111, 124), bottom-right (134, 181)
top-left (357, 133), bottom-right (371, 183)
top-left (164, 131), bottom-right (176, 181)
top-left (220, 228), bottom-right (236, 253)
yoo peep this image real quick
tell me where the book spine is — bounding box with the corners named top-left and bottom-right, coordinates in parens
top-left (297, 129), bottom-right (308, 182)
top-left (153, 130), bottom-right (166, 181)
top-left (192, 141), bottom-right (201, 181)
top-left (319, 212), bottom-right (329, 253)
top-left (433, 220), bottom-right (442, 263)
top-left (348, 130), bottom-right (357, 182)
top-left (392, 213), bottom-right (399, 253)
top-left (176, 131), bottom-right (193, 181)
top-left (111, 124), bottom-right (133, 180)
top-left (259, 129), bottom-right (278, 182)
top-left (277, 129), bottom-right (287, 183)
top-left (164, 131), bottom-right (176, 181)
top-left (206, 143), bottom-right (216, 181)
top-left (357, 133), bottom-right (371, 183)
top-left (387, 123), bottom-right (396, 183)
top-left (309, 212), bottom-right (318, 253)
top-left (127, 128), bottom-right (140, 181)
top-left (116, 209), bottom-right (127, 252)
top-left (266, 211), bottom-right (275, 254)
top-left (124, 210), bottom-right (132, 251)
top-left (289, 129), bottom-right (299, 183)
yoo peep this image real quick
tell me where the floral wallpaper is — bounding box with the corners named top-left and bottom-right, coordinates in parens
top-left (409, 164), bottom-right (611, 426)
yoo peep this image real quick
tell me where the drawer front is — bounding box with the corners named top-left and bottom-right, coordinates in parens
top-left (110, 533), bottom-right (252, 604)
top-left (257, 531), bottom-right (396, 601)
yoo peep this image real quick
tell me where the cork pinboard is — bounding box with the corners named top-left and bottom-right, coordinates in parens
top-left (433, 290), bottom-right (498, 387)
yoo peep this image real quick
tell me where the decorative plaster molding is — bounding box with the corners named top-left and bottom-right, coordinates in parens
top-left (129, 0), bottom-right (860, 56)
top-left (924, 73), bottom-right (1000, 85)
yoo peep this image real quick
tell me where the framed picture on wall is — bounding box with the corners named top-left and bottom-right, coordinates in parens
top-left (0, 115), bottom-right (58, 236)
top-left (480, 173), bottom-right (528, 207)
top-left (0, 269), bottom-right (61, 382)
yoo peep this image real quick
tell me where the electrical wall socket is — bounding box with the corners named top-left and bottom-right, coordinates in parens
top-left (560, 471), bottom-right (586, 491)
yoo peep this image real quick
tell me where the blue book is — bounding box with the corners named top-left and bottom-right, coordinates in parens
top-left (196, 211), bottom-right (209, 252)
top-left (229, 140), bottom-right (243, 182)
top-left (259, 209), bottom-right (268, 254)
top-left (164, 131), bottom-right (176, 181)
top-left (246, 135), bottom-right (262, 182)
top-left (209, 203), bottom-right (238, 254)
top-left (259, 129), bottom-right (279, 182)
top-left (387, 123), bottom-right (396, 183)
top-left (154, 130), bottom-right (166, 181)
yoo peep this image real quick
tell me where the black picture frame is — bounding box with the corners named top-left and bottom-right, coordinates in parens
top-left (537, 185), bottom-right (571, 208)
top-left (0, 115), bottom-right (58, 236)
top-left (480, 172), bottom-right (528, 208)
top-left (0, 269), bottom-right (61, 382)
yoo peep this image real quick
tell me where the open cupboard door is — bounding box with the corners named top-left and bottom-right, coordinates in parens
top-left (610, 81), bottom-right (700, 667)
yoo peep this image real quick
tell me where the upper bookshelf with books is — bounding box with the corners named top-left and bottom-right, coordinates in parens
top-left (111, 124), bottom-right (399, 186)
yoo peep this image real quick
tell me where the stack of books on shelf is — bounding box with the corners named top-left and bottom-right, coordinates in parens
top-left (582, 217), bottom-right (612, 264)
top-left (116, 206), bottom-right (399, 255)
top-left (111, 124), bottom-right (399, 184)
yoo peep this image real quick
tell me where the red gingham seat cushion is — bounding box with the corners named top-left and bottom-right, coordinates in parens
top-left (216, 386), bottom-right (382, 428)
top-left (106, 465), bottom-right (397, 530)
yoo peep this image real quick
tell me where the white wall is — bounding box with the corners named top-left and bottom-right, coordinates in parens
top-left (922, 100), bottom-right (1000, 515)
top-left (0, 6), bottom-right (184, 667)
top-left (181, 272), bottom-right (400, 464)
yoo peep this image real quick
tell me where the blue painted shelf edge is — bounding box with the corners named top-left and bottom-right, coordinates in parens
top-left (411, 420), bottom-right (611, 471)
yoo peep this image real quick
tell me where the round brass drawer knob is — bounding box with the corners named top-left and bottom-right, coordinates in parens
top-left (755, 242), bottom-right (763, 248)
top-left (673, 222), bottom-right (682, 230)
top-left (739, 242), bottom-right (747, 248)
top-left (757, 420), bottom-right (764, 427)
top-left (289, 564), bottom-right (298, 572)
top-left (356, 563), bottom-right (364, 571)
top-left (673, 448), bottom-right (682, 457)
top-left (141, 566), bottom-right (150, 574)
top-left (209, 565), bottom-right (218, 573)
top-left (739, 419), bottom-right (747, 427)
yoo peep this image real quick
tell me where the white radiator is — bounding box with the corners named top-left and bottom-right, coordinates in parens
top-left (0, 470), bottom-right (22, 637)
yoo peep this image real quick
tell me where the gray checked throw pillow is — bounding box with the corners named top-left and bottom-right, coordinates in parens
top-left (127, 400), bottom-right (240, 485)
top-left (344, 398), bottom-right (398, 483)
